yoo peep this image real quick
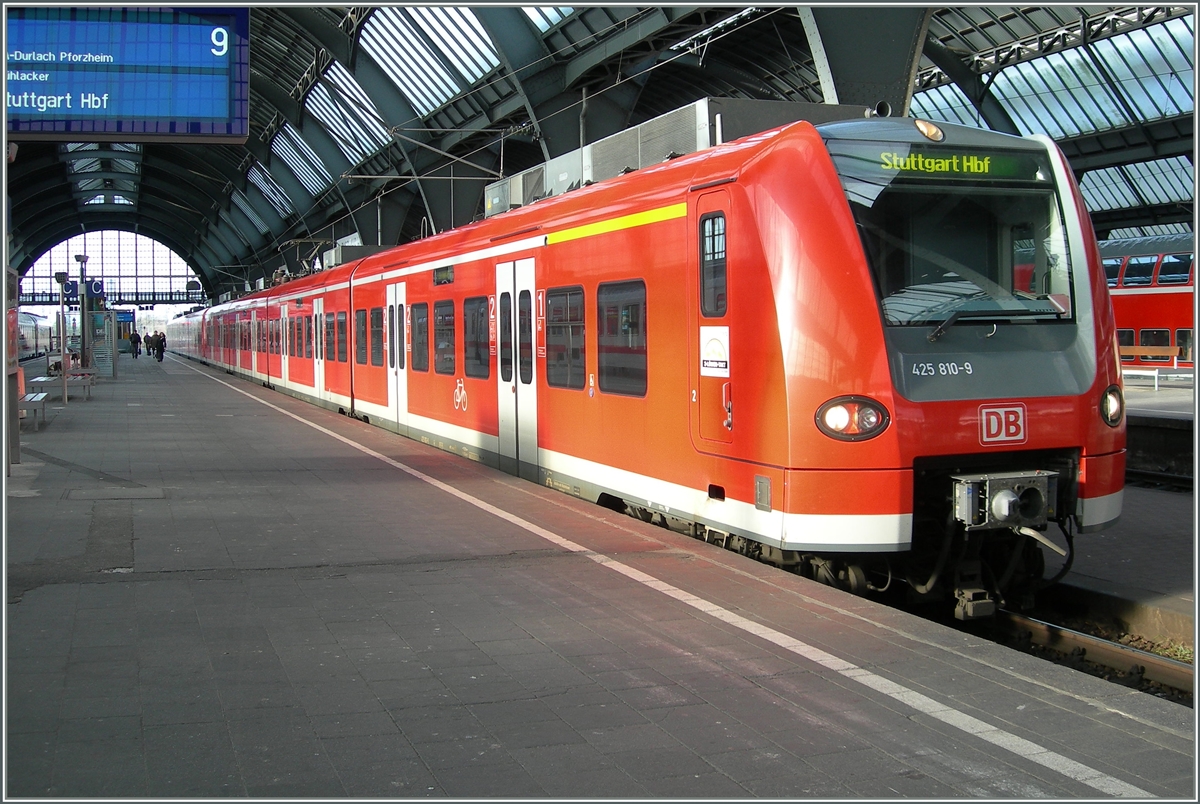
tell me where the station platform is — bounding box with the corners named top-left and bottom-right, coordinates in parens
top-left (6, 353), bottom-right (1194, 797)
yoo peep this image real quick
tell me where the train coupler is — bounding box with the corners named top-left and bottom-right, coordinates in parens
top-left (953, 559), bottom-right (997, 620)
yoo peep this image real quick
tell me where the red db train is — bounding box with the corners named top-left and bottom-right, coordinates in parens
top-left (1098, 234), bottom-right (1194, 368)
top-left (170, 110), bottom-right (1125, 619)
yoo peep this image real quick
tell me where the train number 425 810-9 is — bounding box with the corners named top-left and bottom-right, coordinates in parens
top-left (912, 361), bottom-right (974, 376)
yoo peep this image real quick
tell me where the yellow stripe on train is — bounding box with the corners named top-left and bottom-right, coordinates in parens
top-left (546, 202), bottom-right (687, 245)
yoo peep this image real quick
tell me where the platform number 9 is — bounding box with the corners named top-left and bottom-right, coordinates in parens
top-left (211, 27), bottom-right (229, 56)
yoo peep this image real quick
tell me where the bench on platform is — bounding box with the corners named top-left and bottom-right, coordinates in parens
top-left (18, 392), bottom-right (48, 427)
top-left (25, 375), bottom-right (93, 401)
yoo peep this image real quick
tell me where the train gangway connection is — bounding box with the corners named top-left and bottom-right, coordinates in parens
top-left (7, 352), bottom-right (1193, 798)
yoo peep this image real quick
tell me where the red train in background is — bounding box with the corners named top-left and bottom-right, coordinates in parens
top-left (1098, 233), bottom-right (1194, 368)
top-left (169, 106), bottom-right (1126, 620)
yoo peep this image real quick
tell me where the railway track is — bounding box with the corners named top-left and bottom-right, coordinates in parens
top-left (988, 610), bottom-right (1193, 700)
top-left (1125, 468), bottom-right (1193, 491)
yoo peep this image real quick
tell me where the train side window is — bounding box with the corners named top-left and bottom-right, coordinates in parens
top-left (463, 296), bottom-right (489, 379)
top-left (369, 307), bottom-right (383, 367)
top-left (700, 213), bottom-right (727, 316)
top-left (597, 280), bottom-right (647, 396)
top-left (1117, 329), bottom-right (1134, 361)
top-left (1177, 329), bottom-right (1193, 362)
top-left (1157, 253), bottom-right (1193, 285)
top-left (305, 316), bottom-right (313, 358)
top-left (518, 291), bottom-right (533, 385)
top-left (411, 303), bottom-right (429, 372)
top-left (397, 304), bottom-right (405, 370)
top-left (325, 313), bottom-right (336, 361)
top-left (337, 312), bottom-right (348, 362)
top-left (1102, 258), bottom-right (1123, 287)
top-left (355, 309), bottom-right (368, 364)
top-left (546, 286), bottom-right (585, 389)
top-left (1140, 328), bottom-right (1171, 361)
top-left (1121, 255), bottom-right (1156, 286)
top-left (434, 300), bottom-right (455, 375)
top-left (387, 305), bottom-right (395, 368)
top-left (500, 293), bottom-right (513, 383)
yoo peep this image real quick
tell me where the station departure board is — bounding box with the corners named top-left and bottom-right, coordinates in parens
top-left (6, 7), bottom-right (249, 143)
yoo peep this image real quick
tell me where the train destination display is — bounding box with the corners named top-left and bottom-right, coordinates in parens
top-left (6, 7), bottom-right (248, 142)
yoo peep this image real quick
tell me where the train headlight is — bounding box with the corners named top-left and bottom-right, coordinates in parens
top-left (1101, 384), bottom-right (1124, 427)
top-left (816, 396), bottom-right (890, 441)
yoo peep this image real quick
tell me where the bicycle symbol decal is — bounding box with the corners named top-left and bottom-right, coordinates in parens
top-left (453, 378), bottom-right (468, 411)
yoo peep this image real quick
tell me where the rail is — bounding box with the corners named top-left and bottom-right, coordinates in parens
top-left (995, 610), bottom-right (1193, 695)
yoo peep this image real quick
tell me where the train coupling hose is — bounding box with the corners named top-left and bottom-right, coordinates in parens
top-left (1016, 525), bottom-right (1067, 557)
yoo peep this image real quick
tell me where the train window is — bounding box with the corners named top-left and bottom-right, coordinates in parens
top-left (500, 293), bottom-right (513, 383)
top-left (518, 291), bottom-right (533, 385)
top-left (1121, 256), bottom-right (1156, 286)
top-left (1140, 329), bottom-right (1171, 361)
top-left (305, 316), bottom-right (313, 358)
top-left (286, 319), bottom-right (294, 357)
top-left (355, 309), bottom-right (368, 365)
top-left (388, 305), bottom-right (395, 369)
top-left (597, 280), bottom-right (647, 396)
top-left (463, 296), bottom-right (489, 379)
top-left (370, 307), bottom-right (384, 367)
top-left (325, 313), bottom-right (336, 361)
top-left (700, 213), bottom-right (727, 316)
top-left (337, 312), bottom-right (348, 362)
top-left (1102, 258), bottom-right (1123, 287)
top-left (1177, 329), bottom-right (1193, 362)
top-left (545, 286), bottom-right (585, 389)
top-left (1117, 329), bottom-right (1134, 361)
top-left (411, 303), bottom-right (429, 372)
top-left (1157, 253), bottom-right (1193, 285)
top-left (397, 304), bottom-right (405, 370)
top-left (434, 300), bottom-right (456, 375)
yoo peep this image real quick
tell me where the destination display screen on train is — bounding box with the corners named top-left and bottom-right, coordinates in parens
top-left (829, 141), bottom-right (1054, 185)
top-left (6, 7), bottom-right (249, 142)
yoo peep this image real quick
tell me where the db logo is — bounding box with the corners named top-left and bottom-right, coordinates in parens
top-left (979, 404), bottom-right (1026, 444)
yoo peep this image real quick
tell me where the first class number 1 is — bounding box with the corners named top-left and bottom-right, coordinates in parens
top-left (912, 360), bottom-right (974, 376)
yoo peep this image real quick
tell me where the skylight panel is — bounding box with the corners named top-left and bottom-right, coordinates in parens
top-left (305, 62), bottom-right (391, 166)
top-left (247, 164), bottom-right (296, 218)
top-left (909, 83), bottom-right (987, 129)
top-left (409, 6), bottom-right (498, 84)
top-left (523, 7), bottom-right (573, 33)
top-left (993, 51), bottom-right (1127, 138)
top-left (361, 7), bottom-right (459, 117)
top-left (1089, 17), bottom-right (1194, 121)
top-left (1078, 156), bottom-right (1194, 212)
top-left (231, 190), bottom-right (270, 235)
top-left (270, 122), bottom-right (333, 196)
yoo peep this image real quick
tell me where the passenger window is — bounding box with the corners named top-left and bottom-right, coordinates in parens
top-left (546, 286), bottom-right (585, 389)
top-left (370, 308), bottom-right (384, 367)
top-left (396, 304), bottom-right (405, 370)
top-left (1157, 253), bottom-right (1193, 285)
top-left (518, 291), bottom-right (533, 385)
top-left (411, 303), bottom-right (429, 372)
top-left (463, 296), bottom-right (489, 379)
top-left (1117, 328), bottom-right (1134, 361)
top-left (1177, 329), bottom-right (1193, 362)
top-left (305, 316), bottom-right (313, 358)
top-left (387, 305), bottom-right (395, 369)
top-left (1121, 256), bottom-right (1156, 286)
top-left (700, 213), bottom-right (727, 316)
top-left (500, 293), bottom-right (513, 383)
top-left (355, 309), bottom-right (368, 364)
top-left (1140, 329), bottom-right (1171, 362)
top-left (1102, 258), bottom-right (1122, 287)
top-left (434, 300), bottom-right (455, 375)
top-left (324, 313), bottom-right (335, 361)
top-left (337, 312), bottom-right (348, 362)
top-left (597, 280), bottom-right (647, 396)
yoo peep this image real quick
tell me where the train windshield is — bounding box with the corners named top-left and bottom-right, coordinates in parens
top-left (828, 140), bottom-right (1073, 329)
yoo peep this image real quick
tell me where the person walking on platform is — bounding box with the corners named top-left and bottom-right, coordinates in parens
top-left (146, 331), bottom-right (158, 361)
top-left (129, 329), bottom-right (141, 358)
top-left (156, 331), bottom-right (167, 362)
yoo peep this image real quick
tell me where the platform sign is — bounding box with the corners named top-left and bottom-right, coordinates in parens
top-left (6, 7), bottom-right (249, 143)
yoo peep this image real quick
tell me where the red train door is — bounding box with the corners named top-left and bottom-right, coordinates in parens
top-left (689, 190), bottom-right (733, 446)
top-left (495, 258), bottom-right (539, 479)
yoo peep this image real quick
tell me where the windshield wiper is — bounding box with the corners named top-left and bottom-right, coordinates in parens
top-left (927, 306), bottom-right (1059, 342)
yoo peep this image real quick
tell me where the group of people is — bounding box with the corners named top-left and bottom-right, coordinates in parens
top-left (129, 329), bottom-right (166, 362)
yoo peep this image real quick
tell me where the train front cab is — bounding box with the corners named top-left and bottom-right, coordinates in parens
top-left (777, 117), bottom-right (1126, 619)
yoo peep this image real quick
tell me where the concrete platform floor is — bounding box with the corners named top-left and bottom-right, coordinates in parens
top-left (5, 352), bottom-right (1194, 797)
